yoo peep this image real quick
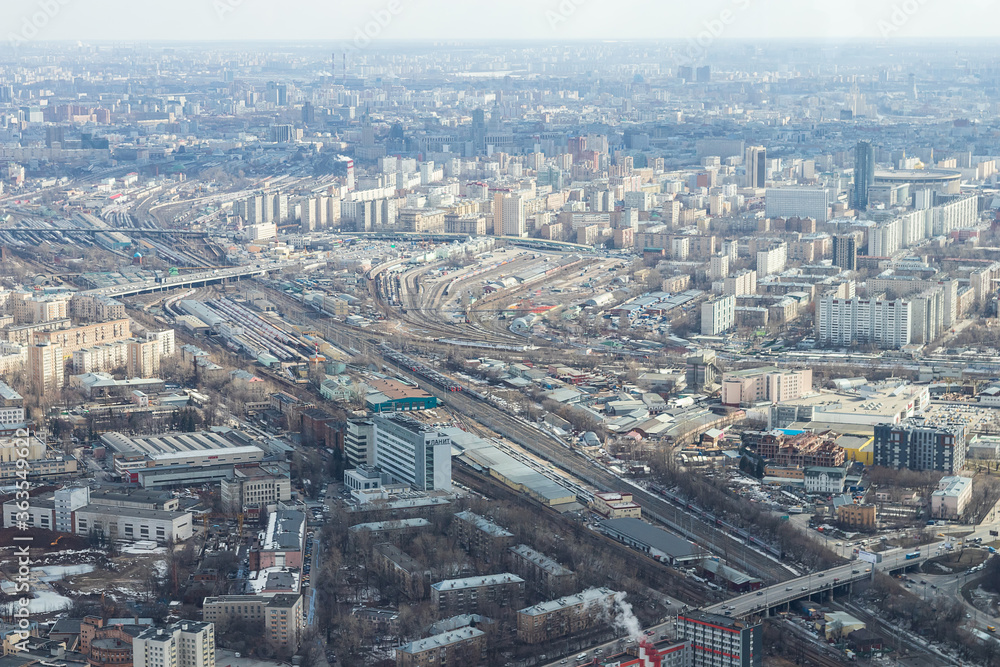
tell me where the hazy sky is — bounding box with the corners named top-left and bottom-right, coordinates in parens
top-left (3, 0), bottom-right (1000, 43)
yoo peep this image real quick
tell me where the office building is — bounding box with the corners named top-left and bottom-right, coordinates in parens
top-left (803, 467), bottom-right (848, 494)
top-left (853, 141), bottom-right (875, 211)
top-left (745, 145), bottom-right (766, 188)
top-left (133, 622), bottom-right (215, 667)
top-left (372, 413), bottom-right (452, 492)
top-left (873, 420), bottom-right (966, 473)
top-left (764, 188), bottom-right (829, 223)
top-left (344, 419), bottom-right (375, 468)
top-left (720, 367), bottom-right (813, 407)
top-left (677, 611), bottom-right (762, 667)
top-left (202, 594), bottom-right (303, 653)
top-left (220, 463), bottom-right (292, 512)
top-left (815, 296), bottom-right (911, 349)
top-left (701, 295), bottom-right (736, 335)
top-left (837, 503), bottom-right (877, 529)
top-left (931, 476), bottom-right (973, 520)
top-left (832, 235), bottom-right (858, 271)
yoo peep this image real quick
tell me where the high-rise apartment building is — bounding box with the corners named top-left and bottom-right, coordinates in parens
top-left (28, 342), bottom-right (63, 394)
top-left (756, 242), bottom-right (787, 277)
top-left (853, 140), bottom-right (875, 211)
top-left (815, 296), bottom-right (911, 349)
top-left (127, 339), bottom-right (161, 378)
top-left (745, 145), bottom-right (766, 188)
top-left (764, 187), bottom-right (829, 222)
top-left (701, 296), bottom-right (736, 335)
top-left (873, 420), bottom-right (966, 473)
top-left (133, 622), bottom-right (215, 667)
top-left (832, 235), bottom-right (858, 271)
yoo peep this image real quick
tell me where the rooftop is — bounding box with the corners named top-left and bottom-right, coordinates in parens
top-left (397, 627), bottom-right (485, 655)
top-left (431, 573), bottom-right (523, 591)
top-left (599, 518), bottom-right (707, 559)
top-left (518, 588), bottom-right (617, 617)
top-left (454, 510), bottom-right (514, 538)
top-left (508, 544), bottom-right (574, 577)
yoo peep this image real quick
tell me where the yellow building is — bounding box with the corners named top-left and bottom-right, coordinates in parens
top-left (836, 503), bottom-right (877, 529)
top-left (836, 434), bottom-right (874, 466)
top-left (590, 492), bottom-right (642, 519)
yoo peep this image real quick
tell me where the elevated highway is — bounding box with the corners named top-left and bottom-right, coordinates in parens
top-left (80, 262), bottom-right (293, 298)
top-left (705, 544), bottom-right (939, 618)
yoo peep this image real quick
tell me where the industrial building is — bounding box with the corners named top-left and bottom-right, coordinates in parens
top-left (4, 485), bottom-right (193, 543)
top-left (599, 518), bottom-right (709, 565)
top-left (101, 430), bottom-right (266, 477)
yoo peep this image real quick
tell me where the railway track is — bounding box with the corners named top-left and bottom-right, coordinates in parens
top-left (377, 351), bottom-right (794, 584)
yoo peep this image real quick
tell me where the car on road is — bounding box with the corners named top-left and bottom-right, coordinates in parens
top-left (852, 569), bottom-right (859, 574)
top-left (756, 591), bottom-right (764, 596)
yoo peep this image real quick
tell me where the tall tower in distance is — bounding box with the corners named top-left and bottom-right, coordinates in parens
top-left (833, 234), bottom-right (858, 271)
top-left (854, 140), bottom-right (875, 211)
top-left (744, 145), bottom-right (766, 188)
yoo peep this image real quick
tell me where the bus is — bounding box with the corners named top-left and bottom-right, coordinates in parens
top-left (905, 551), bottom-right (920, 560)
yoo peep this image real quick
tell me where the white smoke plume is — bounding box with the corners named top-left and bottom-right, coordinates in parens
top-left (580, 589), bottom-right (644, 642)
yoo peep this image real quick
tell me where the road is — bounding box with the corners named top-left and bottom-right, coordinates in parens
top-left (81, 261), bottom-right (294, 297)
top-left (704, 545), bottom-right (942, 618)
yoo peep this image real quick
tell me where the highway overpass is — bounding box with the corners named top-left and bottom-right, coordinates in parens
top-left (705, 545), bottom-right (938, 618)
top-left (2, 226), bottom-right (210, 237)
top-left (80, 262), bottom-right (292, 298)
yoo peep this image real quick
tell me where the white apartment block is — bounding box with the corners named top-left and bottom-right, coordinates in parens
top-left (701, 295), bottom-right (736, 335)
top-left (815, 296), bottom-right (911, 349)
top-left (146, 329), bottom-right (176, 357)
top-left (709, 254), bottom-right (730, 280)
top-left (133, 622), bottom-right (215, 667)
top-left (72, 341), bottom-right (129, 374)
top-left (724, 270), bottom-right (757, 297)
top-left (756, 242), bottom-right (787, 277)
